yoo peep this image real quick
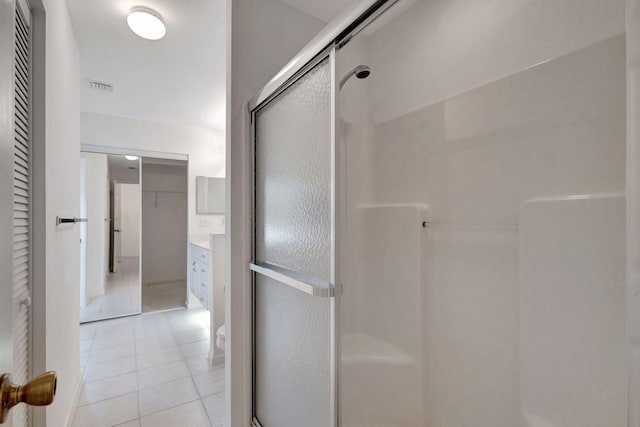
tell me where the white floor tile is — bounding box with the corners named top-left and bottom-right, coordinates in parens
top-left (72, 392), bottom-right (139, 427)
top-left (136, 346), bottom-right (183, 370)
top-left (88, 343), bottom-right (136, 365)
top-left (79, 324), bottom-right (97, 340)
top-left (79, 372), bottom-right (138, 406)
top-left (186, 354), bottom-right (214, 376)
top-left (133, 312), bottom-right (169, 326)
top-left (80, 339), bottom-right (93, 353)
top-left (179, 339), bottom-right (210, 358)
top-left (95, 316), bottom-right (134, 330)
top-left (202, 393), bottom-right (225, 427)
top-left (80, 352), bottom-right (90, 369)
top-left (168, 309), bottom-right (209, 332)
top-left (80, 258), bottom-right (141, 323)
top-left (139, 400), bottom-right (210, 427)
top-left (92, 333), bottom-right (136, 351)
top-left (175, 327), bottom-right (210, 345)
top-left (135, 334), bottom-right (177, 355)
top-left (95, 326), bottom-right (135, 341)
top-left (134, 323), bottom-right (173, 339)
top-left (193, 367), bottom-right (224, 398)
top-left (138, 360), bottom-right (191, 390)
top-left (77, 306), bottom-right (224, 427)
top-left (85, 356), bottom-right (136, 382)
top-left (138, 377), bottom-right (199, 416)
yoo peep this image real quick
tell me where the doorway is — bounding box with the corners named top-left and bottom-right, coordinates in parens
top-left (140, 157), bottom-right (188, 313)
top-left (80, 151), bottom-right (190, 322)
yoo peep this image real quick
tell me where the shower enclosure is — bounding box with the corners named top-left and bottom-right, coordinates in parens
top-left (248, 0), bottom-right (631, 425)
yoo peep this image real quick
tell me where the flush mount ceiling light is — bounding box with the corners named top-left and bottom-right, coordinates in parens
top-left (125, 155), bottom-right (139, 161)
top-left (127, 6), bottom-right (166, 40)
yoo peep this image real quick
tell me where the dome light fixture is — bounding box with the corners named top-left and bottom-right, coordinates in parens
top-left (125, 155), bottom-right (139, 161)
top-left (127, 6), bottom-right (166, 40)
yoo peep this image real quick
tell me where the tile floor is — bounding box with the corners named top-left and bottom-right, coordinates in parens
top-left (76, 307), bottom-right (223, 427)
top-left (80, 258), bottom-right (141, 323)
top-left (142, 280), bottom-right (187, 313)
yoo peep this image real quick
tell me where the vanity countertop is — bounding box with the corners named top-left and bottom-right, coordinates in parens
top-left (190, 233), bottom-right (225, 250)
top-left (190, 235), bottom-right (210, 250)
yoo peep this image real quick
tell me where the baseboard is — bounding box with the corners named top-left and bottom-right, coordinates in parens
top-left (63, 371), bottom-right (83, 427)
top-left (209, 348), bottom-right (224, 367)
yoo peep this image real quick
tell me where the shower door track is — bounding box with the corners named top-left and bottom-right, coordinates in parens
top-left (247, 0), bottom-right (399, 111)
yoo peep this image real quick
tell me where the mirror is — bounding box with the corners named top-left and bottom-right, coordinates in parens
top-left (80, 152), bottom-right (190, 323)
top-left (196, 176), bottom-right (225, 214)
top-left (80, 151), bottom-right (141, 322)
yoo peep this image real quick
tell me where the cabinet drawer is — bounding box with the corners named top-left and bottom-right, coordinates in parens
top-left (190, 244), bottom-right (210, 265)
top-left (190, 279), bottom-right (208, 308)
top-left (195, 291), bottom-right (208, 310)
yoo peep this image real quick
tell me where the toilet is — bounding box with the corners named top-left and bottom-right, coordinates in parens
top-left (216, 325), bottom-right (226, 350)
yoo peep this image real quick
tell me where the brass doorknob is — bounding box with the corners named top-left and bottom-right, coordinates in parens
top-left (0, 371), bottom-right (57, 424)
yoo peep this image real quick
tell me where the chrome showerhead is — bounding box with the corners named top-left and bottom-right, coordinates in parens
top-left (339, 65), bottom-right (371, 90)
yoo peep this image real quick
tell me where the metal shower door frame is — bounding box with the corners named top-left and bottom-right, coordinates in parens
top-left (247, 1), bottom-right (400, 425)
top-left (249, 45), bottom-right (339, 427)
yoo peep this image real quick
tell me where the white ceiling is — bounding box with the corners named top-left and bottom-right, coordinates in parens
top-left (66, 0), bottom-right (226, 131)
top-left (278, 0), bottom-right (353, 22)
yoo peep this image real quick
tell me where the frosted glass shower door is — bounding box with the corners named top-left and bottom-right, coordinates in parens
top-left (251, 54), bottom-right (335, 427)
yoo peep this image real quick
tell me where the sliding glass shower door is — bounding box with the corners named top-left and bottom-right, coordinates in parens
top-left (251, 53), bottom-right (336, 426)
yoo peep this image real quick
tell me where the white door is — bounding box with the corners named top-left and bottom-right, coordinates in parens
top-left (1, 1), bottom-right (30, 426)
top-left (118, 183), bottom-right (140, 260)
top-left (113, 182), bottom-right (122, 270)
top-left (1, 1), bottom-right (55, 426)
top-left (250, 54), bottom-right (336, 426)
top-left (79, 157), bottom-right (87, 308)
top-left (0, 0), bottom-right (16, 423)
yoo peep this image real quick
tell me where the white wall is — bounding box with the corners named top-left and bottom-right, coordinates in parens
top-left (339, 1), bottom-right (627, 426)
top-left (227, 0), bottom-right (324, 424)
top-left (141, 163), bottom-right (188, 285)
top-left (519, 195), bottom-right (626, 427)
top-left (83, 152), bottom-right (107, 299)
top-left (80, 112), bottom-right (225, 235)
top-left (118, 183), bottom-right (140, 258)
top-left (368, 0), bottom-right (626, 124)
top-left (35, 0), bottom-right (82, 425)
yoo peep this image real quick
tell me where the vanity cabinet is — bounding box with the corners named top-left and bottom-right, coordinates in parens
top-left (189, 244), bottom-right (210, 309)
top-left (188, 233), bottom-right (226, 364)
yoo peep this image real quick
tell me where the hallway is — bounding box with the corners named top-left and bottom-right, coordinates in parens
top-left (74, 308), bottom-right (223, 426)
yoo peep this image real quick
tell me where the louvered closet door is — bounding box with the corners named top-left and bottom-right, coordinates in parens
top-left (13, 2), bottom-right (31, 426)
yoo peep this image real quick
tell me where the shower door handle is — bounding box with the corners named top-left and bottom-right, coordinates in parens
top-left (250, 263), bottom-right (334, 298)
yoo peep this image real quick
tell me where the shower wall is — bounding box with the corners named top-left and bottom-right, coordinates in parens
top-left (340, 1), bottom-right (627, 426)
